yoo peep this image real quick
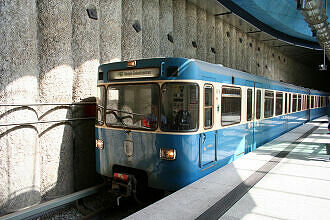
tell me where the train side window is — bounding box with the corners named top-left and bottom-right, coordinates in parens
top-left (289, 93), bottom-right (292, 113)
top-left (315, 96), bottom-right (317, 108)
top-left (307, 95), bottom-right (310, 109)
top-left (264, 90), bottom-right (274, 118)
top-left (256, 90), bottom-right (261, 119)
top-left (204, 84), bottom-right (213, 129)
top-left (275, 92), bottom-right (283, 116)
top-left (284, 93), bottom-right (288, 114)
top-left (325, 97), bottom-right (327, 107)
top-left (292, 94), bottom-right (297, 112)
top-left (311, 95), bottom-right (314, 108)
top-left (247, 88), bottom-right (253, 121)
top-left (221, 87), bottom-right (241, 126)
top-left (96, 85), bottom-right (106, 125)
top-left (298, 94), bottom-right (302, 111)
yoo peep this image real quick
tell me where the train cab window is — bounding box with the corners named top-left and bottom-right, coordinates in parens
top-left (298, 94), bottom-right (302, 111)
top-left (204, 85), bottom-right (213, 128)
top-left (311, 96), bottom-right (314, 108)
top-left (96, 86), bottom-right (106, 125)
top-left (276, 92), bottom-right (283, 116)
top-left (247, 88), bottom-right (253, 121)
top-left (288, 93), bottom-right (291, 113)
top-left (264, 90), bottom-right (274, 118)
top-left (160, 82), bottom-right (199, 131)
top-left (292, 94), bottom-right (297, 112)
top-left (221, 87), bottom-right (241, 126)
top-left (106, 84), bottom-right (160, 130)
top-left (256, 90), bottom-right (261, 119)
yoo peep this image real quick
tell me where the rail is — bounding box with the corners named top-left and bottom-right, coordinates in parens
top-left (0, 184), bottom-right (105, 220)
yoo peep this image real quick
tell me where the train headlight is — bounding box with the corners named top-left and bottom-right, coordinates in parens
top-left (160, 148), bottom-right (176, 160)
top-left (96, 139), bottom-right (104, 150)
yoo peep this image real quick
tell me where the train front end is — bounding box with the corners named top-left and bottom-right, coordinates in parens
top-left (95, 58), bottom-right (201, 197)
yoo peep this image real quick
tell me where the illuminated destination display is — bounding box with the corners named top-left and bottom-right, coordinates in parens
top-left (108, 68), bottom-right (160, 80)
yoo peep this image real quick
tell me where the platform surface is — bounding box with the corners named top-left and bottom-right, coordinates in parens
top-left (126, 116), bottom-right (330, 220)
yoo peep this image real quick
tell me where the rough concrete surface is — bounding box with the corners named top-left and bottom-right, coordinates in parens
top-left (0, 0), bottom-right (40, 214)
top-left (206, 13), bottom-right (216, 63)
top-left (159, 0), bottom-right (174, 57)
top-left (122, 0), bottom-right (143, 60)
top-left (37, 0), bottom-right (74, 200)
top-left (99, 0), bottom-right (122, 64)
top-left (71, 0), bottom-right (100, 191)
top-left (197, 7), bottom-right (207, 61)
top-left (142, 0), bottom-right (160, 58)
top-left (173, 0), bottom-right (186, 58)
top-left (185, 2), bottom-right (197, 59)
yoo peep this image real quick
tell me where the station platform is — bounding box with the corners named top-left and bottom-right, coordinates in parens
top-left (125, 116), bottom-right (330, 220)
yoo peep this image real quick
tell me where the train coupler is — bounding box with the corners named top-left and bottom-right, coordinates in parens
top-left (111, 173), bottom-right (137, 198)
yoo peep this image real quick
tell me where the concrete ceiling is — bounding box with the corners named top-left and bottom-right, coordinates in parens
top-left (189, 0), bottom-right (329, 73)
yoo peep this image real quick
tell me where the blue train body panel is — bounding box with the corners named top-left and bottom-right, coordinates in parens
top-left (96, 57), bottom-right (329, 192)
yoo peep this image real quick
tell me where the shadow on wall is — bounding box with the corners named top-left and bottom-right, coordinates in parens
top-left (72, 97), bottom-right (101, 191)
top-left (0, 123), bottom-right (40, 215)
top-left (0, 99), bottom-right (100, 215)
top-left (38, 99), bottom-right (101, 200)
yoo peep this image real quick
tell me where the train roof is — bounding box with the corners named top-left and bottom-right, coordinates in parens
top-left (99, 57), bottom-right (329, 95)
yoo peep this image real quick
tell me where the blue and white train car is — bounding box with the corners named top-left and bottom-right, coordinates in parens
top-left (95, 58), bottom-right (329, 196)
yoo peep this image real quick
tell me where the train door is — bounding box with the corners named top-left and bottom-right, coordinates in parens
top-left (284, 92), bottom-right (289, 131)
top-left (253, 83), bottom-right (263, 148)
top-left (245, 83), bottom-right (254, 153)
top-left (307, 91), bottom-right (311, 121)
top-left (200, 84), bottom-right (216, 166)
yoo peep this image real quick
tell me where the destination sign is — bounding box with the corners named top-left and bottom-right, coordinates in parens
top-left (108, 68), bottom-right (160, 80)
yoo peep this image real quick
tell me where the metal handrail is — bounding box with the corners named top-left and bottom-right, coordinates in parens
top-left (0, 102), bottom-right (96, 107)
top-left (0, 117), bottom-right (96, 127)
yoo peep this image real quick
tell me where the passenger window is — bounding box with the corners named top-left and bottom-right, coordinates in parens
top-left (292, 94), bottom-right (297, 112)
top-left (311, 96), bottom-right (314, 108)
top-left (247, 88), bottom-right (253, 121)
top-left (264, 90), bottom-right (274, 118)
top-left (256, 90), bottom-right (261, 119)
top-left (298, 94), bottom-right (301, 111)
top-left (96, 86), bottom-right (106, 125)
top-left (221, 87), bottom-right (241, 126)
top-left (276, 92), bottom-right (283, 116)
top-left (289, 93), bottom-right (292, 113)
top-left (204, 85), bottom-right (213, 128)
top-left (284, 93), bottom-right (288, 114)
top-left (307, 95), bottom-right (310, 109)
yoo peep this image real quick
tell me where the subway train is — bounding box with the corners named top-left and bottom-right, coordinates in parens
top-left (95, 57), bottom-right (329, 198)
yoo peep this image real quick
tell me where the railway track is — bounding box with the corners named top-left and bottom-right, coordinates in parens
top-left (0, 183), bottom-right (163, 220)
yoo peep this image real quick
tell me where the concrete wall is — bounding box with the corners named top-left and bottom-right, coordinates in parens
top-left (0, 0), bottom-right (40, 214)
top-left (37, 0), bottom-right (75, 200)
top-left (0, 0), bottom-right (324, 214)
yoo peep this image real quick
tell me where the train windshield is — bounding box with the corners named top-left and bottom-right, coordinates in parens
top-left (105, 84), bottom-right (160, 130)
top-left (160, 82), bottom-right (199, 132)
